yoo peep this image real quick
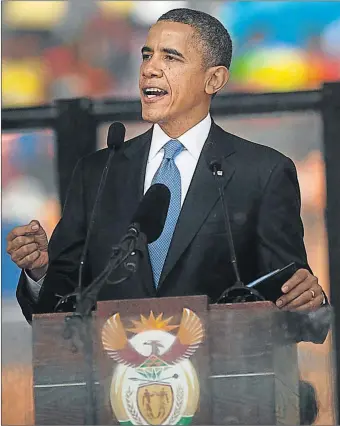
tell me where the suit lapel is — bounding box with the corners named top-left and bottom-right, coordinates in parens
top-left (119, 126), bottom-right (156, 295)
top-left (122, 126), bottom-right (153, 199)
top-left (158, 123), bottom-right (237, 286)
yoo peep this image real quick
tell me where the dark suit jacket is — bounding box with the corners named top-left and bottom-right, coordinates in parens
top-left (17, 122), bottom-right (329, 341)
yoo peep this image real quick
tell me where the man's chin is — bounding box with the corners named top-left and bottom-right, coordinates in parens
top-left (142, 109), bottom-right (163, 124)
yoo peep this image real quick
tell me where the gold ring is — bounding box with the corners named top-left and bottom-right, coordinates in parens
top-left (310, 289), bottom-right (316, 299)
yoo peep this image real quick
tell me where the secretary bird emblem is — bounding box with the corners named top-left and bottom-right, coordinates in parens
top-left (101, 309), bottom-right (205, 425)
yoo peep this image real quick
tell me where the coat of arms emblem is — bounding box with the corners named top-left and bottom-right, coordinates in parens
top-left (101, 308), bottom-right (205, 425)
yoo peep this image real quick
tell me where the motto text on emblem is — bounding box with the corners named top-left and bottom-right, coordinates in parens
top-left (101, 309), bottom-right (205, 425)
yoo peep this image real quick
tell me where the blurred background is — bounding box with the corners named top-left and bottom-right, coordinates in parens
top-left (2, 1), bottom-right (339, 424)
top-left (2, 0), bottom-right (340, 106)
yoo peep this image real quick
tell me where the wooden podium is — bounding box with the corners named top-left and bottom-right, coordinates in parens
top-left (32, 296), bottom-right (300, 425)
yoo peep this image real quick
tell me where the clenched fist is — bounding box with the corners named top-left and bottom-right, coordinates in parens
top-left (6, 220), bottom-right (49, 281)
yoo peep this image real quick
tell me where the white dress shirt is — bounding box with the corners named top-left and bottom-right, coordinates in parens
top-left (25, 113), bottom-right (212, 301)
top-left (144, 113), bottom-right (212, 203)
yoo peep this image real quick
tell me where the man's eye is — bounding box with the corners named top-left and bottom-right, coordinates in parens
top-left (164, 55), bottom-right (175, 61)
top-left (142, 54), bottom-right (151, 61)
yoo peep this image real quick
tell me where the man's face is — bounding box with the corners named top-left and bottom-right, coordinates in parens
top-left (139, 21), bottom-right (210, 125)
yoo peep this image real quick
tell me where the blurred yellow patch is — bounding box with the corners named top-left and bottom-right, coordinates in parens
top-left (2, 59), bottom-right (46, 107)
top-left (4, 1), bottom-right (67, 29)
top-left (98, 1), bottom-right (133, 16)
top-left (247, 47), bottom-right (309, 91)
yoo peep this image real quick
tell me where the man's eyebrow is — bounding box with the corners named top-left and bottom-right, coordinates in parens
top-left (141, 46), bottom-right (153, 54)
top-left (161, 48), bottom-right (185, 59)
top-left (141, 46), bottom-right (185, 59)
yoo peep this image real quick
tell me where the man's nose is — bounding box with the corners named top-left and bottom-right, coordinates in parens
top-left (142, 58), bottom-right (163, 78)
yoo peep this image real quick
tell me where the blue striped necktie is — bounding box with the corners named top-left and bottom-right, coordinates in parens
top-left (148, 139), bottom-right (184, 287)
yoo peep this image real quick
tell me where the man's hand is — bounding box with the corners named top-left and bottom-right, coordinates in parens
top-left (6, 220), bottom-right (49, 281)
top-left (276, 269), bottom-right (324, 311)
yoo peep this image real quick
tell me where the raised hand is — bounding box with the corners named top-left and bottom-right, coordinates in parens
top-left (6, 220), bottom-right (49, 281)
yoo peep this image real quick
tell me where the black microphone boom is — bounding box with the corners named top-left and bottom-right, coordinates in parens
top-left (209, 160), bottom-right (264, 304)
top-left (209, 160), bottom-right (242, 286)
top-left (77, 122), bottom-right (126, 298)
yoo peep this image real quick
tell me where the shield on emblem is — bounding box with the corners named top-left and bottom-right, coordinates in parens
top-left (137, 383), bottom-right (174, 425)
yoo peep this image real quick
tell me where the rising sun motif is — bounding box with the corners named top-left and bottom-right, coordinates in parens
top-left (102, 308), bottom-right (205, 425)
top-left (126, 311), bottom-right (179, 334)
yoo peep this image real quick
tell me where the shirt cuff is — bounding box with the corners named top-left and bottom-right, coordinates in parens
top-left (24, 270), bottom-right (46, 303)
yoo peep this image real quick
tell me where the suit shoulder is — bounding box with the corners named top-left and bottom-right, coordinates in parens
top-left (80, 128), bottom-right (151, 169)
top-left (215, 124), bottom-right (292, 167)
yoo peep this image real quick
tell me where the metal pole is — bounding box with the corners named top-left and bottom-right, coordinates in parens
top-left (54, 98), bottom-right (97, 207)
top-left (92, 90), bottom-right (322, 122)
top-left (1, 104), bottom-right (56, 129)
top-left (2, 90), bottom-right (322, 130)
top-left (321, 81), bottom-right (340, 422)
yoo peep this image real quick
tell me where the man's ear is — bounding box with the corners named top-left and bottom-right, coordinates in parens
top-left (205, 66), bottom-right (229, 96)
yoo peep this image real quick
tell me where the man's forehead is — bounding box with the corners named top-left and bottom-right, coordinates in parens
top-left (146, 21), bottom-right (196, 49)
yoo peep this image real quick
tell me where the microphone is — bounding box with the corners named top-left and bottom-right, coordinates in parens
top-left (74, 183), bottom-right (170, 315)
top-left (121, 183), bottom-right (170, 274)
top-left (57, 182), bottom-right (170, 313)
top-left (107, 121), bottom-right (125, 150)
top-left (209, 160), bottom-right (263, 303)
top-left (128, 183), bottom-right (171, 243)
top-left (77, 122), bottom-right (125, 298)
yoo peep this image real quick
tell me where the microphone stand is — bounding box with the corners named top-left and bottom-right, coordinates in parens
top-left (59, 146), bottom-right (117, 425)
top-left (77, 227), bottom-right (146, 317)
top-left (59, 227), bottom-right (145, 425)
top-left (56, 180), bottom-right (167, 424)
top-left (56, 122), bottom-right (126, 424)
top-left (51, 122), bottom-right (130, 424)
top-left (77, 147), bottom-right (117, 302)
top-left (210, 162), bottom-right (265, 304)
top-left (216, 281), bottom-right (265, 304)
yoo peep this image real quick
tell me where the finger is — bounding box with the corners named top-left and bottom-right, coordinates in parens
top-left (277, 279), bottom-right (313, 307)
top-left (6, 221), bottom-right (41, 243)
top-left (6, 224), bottom-right (34, 242)
top-left (281, 269), bottom-right (310, 293)
top-left (292, 294), bottom-right (324, 312)
top-left (7, 236), bottom-right (36, 253)
top-left (11, 243), bottom-right (39, 263)
top-left (31, 220), bottom-right (46, 237)
top-left (16, 251), bottom-right (40, 269)
top-left (33, 230), bottom-right (48, 249)
top-left (281, 284), bottom-right (323, 309)
top-left (284, 288), bottom-right (315, 309)
top-left (25, 220), bottom-right (44, 236)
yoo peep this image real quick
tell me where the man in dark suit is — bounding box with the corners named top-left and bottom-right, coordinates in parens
top-left (6, 9), bottom-right (326, 331)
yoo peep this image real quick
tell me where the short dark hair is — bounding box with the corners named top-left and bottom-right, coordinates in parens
top-left (157, 8), bottom-right (232, 70)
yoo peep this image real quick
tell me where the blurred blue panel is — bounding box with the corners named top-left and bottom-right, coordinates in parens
top-left (220, 1), bottom-right (340, 45)
top-left (2, 221), bottom-right (21, 297)
top-left (2, 129), bottom-right (59, 300)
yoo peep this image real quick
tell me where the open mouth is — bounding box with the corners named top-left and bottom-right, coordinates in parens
top-left (142, 87), bottom-right (169, 101)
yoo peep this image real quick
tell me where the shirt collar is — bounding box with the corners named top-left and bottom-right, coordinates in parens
top-left (148, 113), bottom-right (212, 162)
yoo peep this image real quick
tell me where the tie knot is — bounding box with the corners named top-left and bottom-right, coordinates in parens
top-left (163, 139), bottom-right (184, 160)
